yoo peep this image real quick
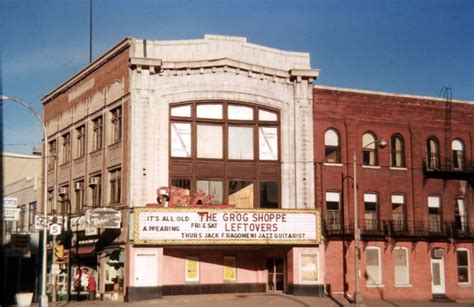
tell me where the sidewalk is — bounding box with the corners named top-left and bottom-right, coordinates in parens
top-left (52, 293), bottom-right (474, 307)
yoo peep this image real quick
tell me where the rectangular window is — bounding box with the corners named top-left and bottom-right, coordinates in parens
top-left (259, 127), bottom-right (278, 160)
top-left (197, 180), bottom-right (223, 204)
top-left (92, 116), bottom-right (103, 151)
top-left (393, 248), bottom-right (409, 285)
top-left (28, 202), bottom-right (36, 231)
top-left (223, 256), bottom-right (237, 282)
top-left (366, 248), bottom-right (382, 285)
top-left (428, 196), bottom-right (441, 232)
top-left (391, 194), bottom-right (405, 232)
top-left (326, 192), bottom-right (341, 230)
top-left (300, 254), bottom-right (318, 282)
top-left (197, 124), bottom-right (223, 159)
top-left (20, 205), bottom-right (27, 232)
top-left (109, 169), bottom-right (121, 205)
top-left (260, 181), bottom-right (279, 208)
top-left (228, 181), bottom-right (254, 208)
top-left (74, 181), bottom-right (84, 213)
top-left (48, 189), bottom-right (54, 212)
top-left (364, 193), bottom-right (378, 231)
top-left (111, 106), bottom-right (122, 144)
top-left (76, 125), bottom-right (85, 158)
top-left (196, 104), bottom-right (222, 119)
top-left (228, 126), bottom-right (254, 160)
top-left (228, 105), bottom-right (253, 120)
top-left (62, 133), bottom-right (71, 164)
top-left (171, 104), bottom-right (191, 117)
top-left (90, 174), bottom-right (102, 207)
top-left (455, 198), bottom-right (467, 231)
top-left (185, 256), bottom-right (200, 282)
top-left (48, 140), bottom-right (56, 170)
top-left (171, 123), bottom-right (192, 158)
top-left (457, 249), bottom-right (470, 283)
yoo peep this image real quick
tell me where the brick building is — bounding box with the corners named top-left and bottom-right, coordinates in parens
top-left (314, 86), bottom-right (474, 301)
top-left (41, 34), bottom-right (473, 303)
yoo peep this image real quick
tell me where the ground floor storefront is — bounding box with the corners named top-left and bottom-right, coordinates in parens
top-left (124, 207), bottom-right (323, 302)
top-left (324, 240), bottom-right (474, 301)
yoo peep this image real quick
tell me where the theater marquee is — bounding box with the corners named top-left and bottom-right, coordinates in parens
top-left (134, 208), bottom-right (321, 245)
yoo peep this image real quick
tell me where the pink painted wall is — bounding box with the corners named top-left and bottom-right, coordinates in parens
top-left (127, 246), bottom-right (163, 287)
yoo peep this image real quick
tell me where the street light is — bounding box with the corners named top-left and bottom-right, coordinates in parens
top-left (0, 95), bottom-right (49, 307)
top-left (353, 137), bottom-right (387, 306)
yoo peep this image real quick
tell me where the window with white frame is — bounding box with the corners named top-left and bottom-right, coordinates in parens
top-left (452, 139), bottom-right (465, 170)
top-left (393, 248), bottom-right (409, 285)
top-left (300, 254), bottom-right (319, 282)
top-left (362, 133), bottom-right (378, 166)
top-left (455, 198), bottom-right (467, 231)
top-left (428, 195), bottom-right (441, 232)
top-left (456, 249), bottom-right (470, 283)
top-left (364, 193), bottom-right (378, 230)
top-left (391, 194), bottom-right (405, 231)
top-left (326, 191), bottom-right (341, 230)
top-left (366, 247), bottom-right (382, 285)
top-left (324, 128), bottom-right (340, 163)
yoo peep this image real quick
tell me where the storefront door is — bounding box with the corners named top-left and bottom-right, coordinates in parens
top-left (431, 257), bottom-right (445, 295)
top-left (266, 258), bottom-right (284, 292)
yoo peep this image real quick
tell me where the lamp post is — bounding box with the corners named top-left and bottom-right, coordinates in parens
top-left (0, 96), bottom-right (49, 307)
top-left (353, 138), bottom-right (387, 306)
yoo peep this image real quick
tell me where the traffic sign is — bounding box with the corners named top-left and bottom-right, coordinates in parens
top-left (49, 223), bottom-right (62, 236)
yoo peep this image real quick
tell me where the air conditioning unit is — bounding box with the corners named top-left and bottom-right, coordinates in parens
top-left (89, 177), bottom-right (99, 187)
top-left (74, 182), bottom-right (82, 191)
top-left (58, 187), bottom-right (68, 197)
top-left (432, 248), bottom-right (444, 259)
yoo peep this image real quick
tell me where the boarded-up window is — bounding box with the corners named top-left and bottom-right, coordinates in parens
top-left (300, 254), bottom-right (318, 282)
top-left (366, 248), bottom-right (382, 285)
top-left (393, 248), bottom-right (409, 285)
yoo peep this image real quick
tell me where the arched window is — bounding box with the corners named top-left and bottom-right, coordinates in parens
top-left (426, 137), bottom-right (440, 170)
top-left (324, 128), bottom-right (340, 163)
top-left (390, 134), bottom-right (405, 167)
top-left (452, 139), bottom-right (465, 170)
top-left (362, 132), bottom-right (378, 166)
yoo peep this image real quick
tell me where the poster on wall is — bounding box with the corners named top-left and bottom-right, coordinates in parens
top-left (223, 256), bottom-right (237, 282)
top-left (134, 208), bottom-right (320, 245)
top-left (185, 257), bottom-right (199, 282)
top-left (300, 254), bottom-right (318, 282)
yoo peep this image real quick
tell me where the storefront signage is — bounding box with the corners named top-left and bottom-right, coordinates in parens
top-left (86, 208), bottom-right (121, 229)
top-left (3, 198), bottom-right (19, 221)
top-left (134, 208), bottom-right (320, 245)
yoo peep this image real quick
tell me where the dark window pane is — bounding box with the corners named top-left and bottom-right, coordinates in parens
top-left (457, 250), bottom-right (468, 266)
top-left (260, 181), bottom-right (279, 208)
top-left (327, 201), bottom-right (339, 211)
top-left (365, 202), bottom-right (377, 212)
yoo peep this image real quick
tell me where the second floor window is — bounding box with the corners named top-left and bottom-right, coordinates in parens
top-left (452, 139), bottom-right (465, 170)
top-left (62, 133), bottom-right (71, 164)
top-left (364, 193), bottom-right (378, 230)
top-left (109, 168), bottom-right (122, 205)
top-left (76, 125), bottom-right (85, 158)
top-left (426, 137), bottom-right (440, 170)
top-left (48, 140), bottom-right (56, 170)
top-left (391, 194), bottom-right (405, 231)
top-left (74, 181), bottom-right (84, 213)
top-left (111, 107), bottom-right (122, 144)
top-left (390, 134), bottom-right (405, 167)
top-left (326, 191), bottom-right (341, 230)
top-left (92, 116), bottom-right (103, 151)
top-left (428, 195), bottom-right (442, 232)
top-left (455, 198), bottom-right (467, 231)
top-left (324, 129), bottom-right (340, 163)
top-left (362, 133), bottom-right (378, 166)
top-left (90, 174), bottom-right (102, 207)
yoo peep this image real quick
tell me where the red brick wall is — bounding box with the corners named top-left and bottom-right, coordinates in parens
top-left (314, 87), bottom-right (474, 300)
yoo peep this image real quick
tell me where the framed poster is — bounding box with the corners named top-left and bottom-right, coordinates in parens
top-left (300, 254), bottom-right (318, 282)
top-left (223, 256), bottom-right (237, 282)
top-left (185, 256), bottom-right (200, 282)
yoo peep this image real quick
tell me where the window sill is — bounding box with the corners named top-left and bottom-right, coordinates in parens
top-left (324, 162), bottom-right (343, 167)
top-left (366, 284), bottom-right (384, 288)
top-left (74, 156), bottom-right (85, 163)
top-left (394, 284), bottom-right (412, 288)
top-left (390, 167), bottom-right (407, 171)
top-left (362, 165), bottom-right (381, 169)
top-left (108, 141), bottom-right (122, 149)
top-left (90, 149), bottom-right (102, 156)
top-left (459, 283), bottom-right (472, 288)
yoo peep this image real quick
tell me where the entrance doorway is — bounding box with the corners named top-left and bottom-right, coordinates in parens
top-left (266, 258), bottom-right (285, 292)
top-left (430, 249), bottom-right (446, 295)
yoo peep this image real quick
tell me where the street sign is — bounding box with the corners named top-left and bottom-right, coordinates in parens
top-left (35, 215), bottom-right (64, 230)
top-left (49, 223), bottom-right (62, 236)
top-left (2, 198), bottom-right (19, 221)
